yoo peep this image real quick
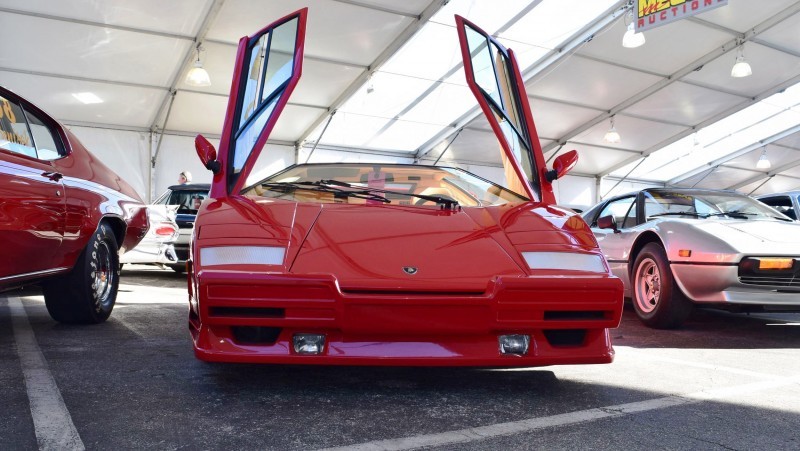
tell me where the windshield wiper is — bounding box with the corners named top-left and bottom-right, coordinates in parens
top-left (319, 179), bottom-right (461, 210)
top-left (260, 181), bottom-right (390, 204)
top-left (649, 212), bottom-right (703, 218)
top-left (703, 210), bottom-right (757, 219)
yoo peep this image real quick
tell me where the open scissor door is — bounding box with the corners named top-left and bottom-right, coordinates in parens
top-left (455, 15), bottom-right (556, 204)
top-left (208, 8), bottom-right (307, 198)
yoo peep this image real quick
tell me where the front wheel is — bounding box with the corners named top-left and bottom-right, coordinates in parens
top-left (43, 223), bottom-right (119, 324)
top-left (631, 243), bottom-right (693, 329)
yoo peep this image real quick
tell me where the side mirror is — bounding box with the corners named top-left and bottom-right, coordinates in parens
top-left (195, 134), bottom-right (221, 174)
top-left (597, 214), bottom-right (620, 233)
top-left (545, 150), bottom-right (578, 182)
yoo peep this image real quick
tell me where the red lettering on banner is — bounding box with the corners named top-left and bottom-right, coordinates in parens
top-left (661, 10), bottom-right (667, 20)
top-left (705, 0), bottom-right (712, 5)
top-left (692, 0), bottom-right (699, 10)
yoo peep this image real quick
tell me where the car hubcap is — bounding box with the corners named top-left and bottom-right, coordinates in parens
top-left (635, 258), bottom-right (660, 313)
top-left (94, 241), bottom-right (114, 307)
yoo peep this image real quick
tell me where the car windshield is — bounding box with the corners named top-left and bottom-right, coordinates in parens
top-left (245, 164), bottom-right (528, 207)
top-left (645, 190), bottom-right (792, 221)
top-left (155, 188), bottom-right (210, 214)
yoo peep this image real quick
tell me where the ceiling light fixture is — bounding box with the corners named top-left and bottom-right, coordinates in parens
top-left (730, 40), bottom-right (752, 78)
top-left (756, 147), bottom-right (771, 169)
top-left (185, 44), bottom-right (211, 87)
top-left (72, 92), bottom-right (103, 104)
top-left (622, 7), bottom-right (645, 48)
top-left (603, 116), bottom-right (621, 144)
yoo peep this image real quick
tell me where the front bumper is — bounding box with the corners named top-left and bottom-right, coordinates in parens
top-left (672, 263), bottom-right (800, 307)
top-left (189, 271), bottom-right (623, 366)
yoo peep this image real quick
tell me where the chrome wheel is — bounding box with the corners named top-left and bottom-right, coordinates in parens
top-left (635, 257), bottom-right (660, 314)
top-left (93, 240), bottom-right (115, 308)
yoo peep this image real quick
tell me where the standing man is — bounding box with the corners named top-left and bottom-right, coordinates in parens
top-left (178, 170), bottom-right (192, 185)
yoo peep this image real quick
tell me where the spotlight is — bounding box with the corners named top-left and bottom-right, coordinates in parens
top-left (603, 116), bottom-right (621, 144)
top-left (185, 45), bottom-right (211, 87)
top-left (622, 9), bottom-right (645, 49)
top-left (731, 42), bottom-right (752, 78)
top-left (756, 148), bottom-right (771, 169)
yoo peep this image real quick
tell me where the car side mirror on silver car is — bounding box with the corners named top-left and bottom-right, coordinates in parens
top-left (597, 214), bottom-right (620, 233)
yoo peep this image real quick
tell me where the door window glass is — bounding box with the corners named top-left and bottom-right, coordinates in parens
top-left (232, 17), bottom-right (299, 178)
top-left (462, 23), bottom-right (538, 199)
top-left (24, 107), bottom-right (62, 160)
top-left (0, 95), bottom-right (36, 158)
top-left (597, 196), bottom-right (635, 229)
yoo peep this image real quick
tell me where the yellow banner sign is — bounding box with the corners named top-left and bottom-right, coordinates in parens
top-left (636, 0), bottom-right (728, 32)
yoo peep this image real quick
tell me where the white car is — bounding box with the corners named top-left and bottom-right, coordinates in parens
top-left (583, 188), bottom-right (800, 329)
top-left (120, 205), bottom-right (179, 267)
top-left (756, 191), bottom-right (800, 221)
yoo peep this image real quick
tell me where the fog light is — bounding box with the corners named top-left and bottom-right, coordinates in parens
top-left (293, 333), bottom-right (326, 355)
top-left (499, 334), bottom-right (530, 356)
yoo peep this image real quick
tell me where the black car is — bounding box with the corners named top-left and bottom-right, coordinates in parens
top-left (153, 183), bottom-right (210, 272)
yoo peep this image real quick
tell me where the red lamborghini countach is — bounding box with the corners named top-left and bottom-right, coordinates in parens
top-left (188, 8), bottom-right (623, 366)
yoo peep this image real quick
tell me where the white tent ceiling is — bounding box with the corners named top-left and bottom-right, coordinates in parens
top-left (1, 0), bottom-right (799, 199)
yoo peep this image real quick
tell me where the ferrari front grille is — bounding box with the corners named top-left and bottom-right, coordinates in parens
top-left (738, 276), bottom-right (800, 287)
top-left (738, 257), bottom-right (800, 288)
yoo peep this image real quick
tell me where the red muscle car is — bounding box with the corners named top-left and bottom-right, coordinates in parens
top-left (0, 85), bottom-right (148, 323)
top-left (187, 9), bottom-right (623, 366)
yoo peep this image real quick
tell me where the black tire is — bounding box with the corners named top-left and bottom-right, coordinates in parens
top-left (168, 263), bottom-right (186, 274)
top-left (43, 223), bottom-right (119, 324)
top-left (631, 243), bottom-right (693, 329)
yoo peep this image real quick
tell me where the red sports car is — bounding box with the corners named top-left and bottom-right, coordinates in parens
top-left (0, 85), bottom-right (148, 323)
top-left (187, 9), bottom-right (623, 366)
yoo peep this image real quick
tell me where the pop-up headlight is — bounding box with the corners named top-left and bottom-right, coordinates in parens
top-left (522, 252), bottom-right (606, 273)
top-left (200, 246), bottom-right (285, 266)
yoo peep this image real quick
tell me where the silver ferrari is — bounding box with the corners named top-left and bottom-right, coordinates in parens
top-left (582, 188), bottom-right (800, 329)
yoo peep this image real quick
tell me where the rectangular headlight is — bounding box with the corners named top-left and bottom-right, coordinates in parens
top-left (522, 251), bottom-right (606, 273)
top-left (200, 246), bottom-right (285, 266)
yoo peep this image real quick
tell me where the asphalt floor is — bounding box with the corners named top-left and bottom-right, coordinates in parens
top-left (2, 264), bottom-right (799, 450)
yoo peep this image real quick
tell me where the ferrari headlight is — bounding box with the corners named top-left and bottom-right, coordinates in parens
top-left (522, 251), bottom-right (606, 273)
top-left (200, 246), bottom-right (286, 266)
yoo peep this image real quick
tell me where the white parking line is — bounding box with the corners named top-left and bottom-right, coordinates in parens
top-left (616, 346), bottom-right (782, 379)
top-left (7, 295), bottom-right (85, 451)
top-left (320, 374), bottom-right (800, 451)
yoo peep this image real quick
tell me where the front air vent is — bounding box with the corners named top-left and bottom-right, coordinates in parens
top-left (544, 311), bottom-right (606, 320)
top-left (543, 329), bottom-right (586, 347)
top-left (210, 307), bottom-right (285, 318)
top-left (231, 326), bottom-right (282, 344)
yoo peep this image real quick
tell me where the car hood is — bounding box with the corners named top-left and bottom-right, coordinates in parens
top-left (198, 198), bottom-right (600, 292)
top-left (721, 220), bottom-right (800, 244)
top-left (669, 218), bottom-right (800, 256)
top-left (290, 205), bottom-right (528, 293)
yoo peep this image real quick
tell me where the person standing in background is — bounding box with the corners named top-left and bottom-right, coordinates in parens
top-left (178, 170), bottom-right (192, 185)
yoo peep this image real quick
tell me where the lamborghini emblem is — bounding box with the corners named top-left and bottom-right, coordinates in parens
top-left (402, 266), bottom-right (418, 275)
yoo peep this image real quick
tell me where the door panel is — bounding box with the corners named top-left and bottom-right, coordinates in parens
top-left (0, 154), bottom-right (65, 279)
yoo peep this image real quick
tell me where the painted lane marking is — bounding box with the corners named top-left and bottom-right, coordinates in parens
top-left (8, 295), bottom-right (85, 451)
top-left (615, 346), bottom-right (783, 379)
top-left (320, 374), bottom-right (800, 451)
